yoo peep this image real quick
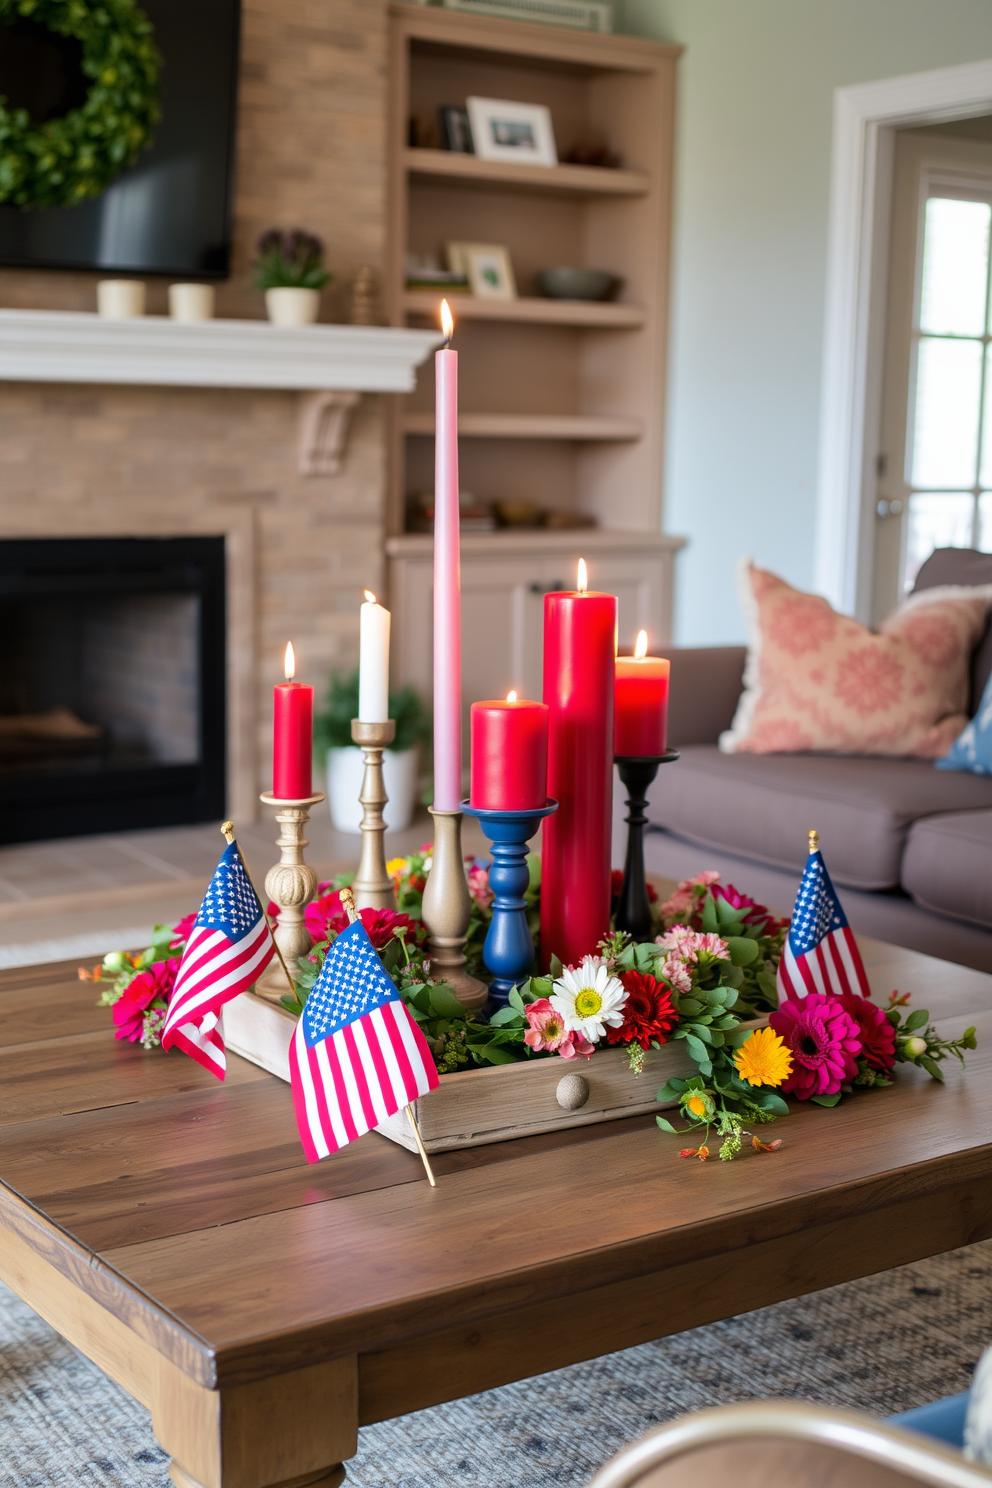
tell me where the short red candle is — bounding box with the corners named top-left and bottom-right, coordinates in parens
top-left (273, 644), bottom-right (313, 799)
top-left (614, 648), bottom-right (670, 756)
top-left (540, 579), bottom-right (617, 970)
top-left (470, 696), bottom-right (549, 811)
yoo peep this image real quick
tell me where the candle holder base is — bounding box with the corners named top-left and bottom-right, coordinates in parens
top-left (350, 719), bottom-right (398, 912)
top-left (614, 752), bottom-right (679, 942)
top-left (255, 791), bottom-right (325, 1004)
top-left (462, 799), bottom-right (558, 1011)
top-left (421, 807), bottom-right (487, 1014)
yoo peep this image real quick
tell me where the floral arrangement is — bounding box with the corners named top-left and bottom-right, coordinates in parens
top-left (82, 860), bottom-right (976, 1161)
top-left (252, 229), bottom-right (332, 291)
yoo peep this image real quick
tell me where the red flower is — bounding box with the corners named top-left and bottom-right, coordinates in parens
top-left (838, 991), bottom-right (896, 1072)
top-left (170, 913), bottom-right (196, 949)
top-left (358, 907), bottom-right (416, 950)
top-left (112, 959), bottom-right (179, 1043)
top-left (768, 992), bottom-right (862, 1099)
top-left (607, 970), bottom-right (679, 1051)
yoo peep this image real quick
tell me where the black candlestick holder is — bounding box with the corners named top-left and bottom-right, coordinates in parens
top-left (614, 750), bottom-right (680, 941)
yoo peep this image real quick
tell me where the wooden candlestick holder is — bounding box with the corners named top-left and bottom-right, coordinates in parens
top-left (614, 751), bottom-right (679, 941)
top-left (350, 718), bottom-right (398, 911)
top-left (254, 790), bottom-right (325, 1003)
top-left (421, 807), bottom-right (487, 1013)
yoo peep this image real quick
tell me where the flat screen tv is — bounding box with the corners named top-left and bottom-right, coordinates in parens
top-left (0, 0), bottom-right (241, 278)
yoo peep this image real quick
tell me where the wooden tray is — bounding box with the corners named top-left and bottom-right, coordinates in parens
top-left (223, 992), bottom-right (764, 1153)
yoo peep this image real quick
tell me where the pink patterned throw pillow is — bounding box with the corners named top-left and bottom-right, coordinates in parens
top-left (720, 562), bottom-right (992, 758)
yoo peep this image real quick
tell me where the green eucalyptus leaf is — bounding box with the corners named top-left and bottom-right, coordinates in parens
top-left (726, 936), bottom-right (759, 966)
top-left (905, 1008), bottom-right (929, 1032)
top-left (488, 1005), bottom-right (522, 1026)
top-left (684, 1034), bottom-right (708, 1061)
top-left (920, 1056), bottom-right (944, 1081)
top-left (428, 985), bottom-right (468, 1018)
top-left (810, 1092), bottom-right (842, 1107)
top-left (656, 1117), bottom-right (679, 1133)
top-left (657, 1076), bottom-right (687, 1101)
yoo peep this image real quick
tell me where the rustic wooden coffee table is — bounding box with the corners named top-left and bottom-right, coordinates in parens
top-left (1, 938), bottom-right (990, 1488)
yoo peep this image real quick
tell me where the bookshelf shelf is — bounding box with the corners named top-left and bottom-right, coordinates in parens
top-left (402, 290), bottom-right (646, 328)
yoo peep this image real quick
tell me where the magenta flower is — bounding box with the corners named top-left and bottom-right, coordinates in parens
top-left (711, 882), bottom-right (786, 935)
top-left (769, 992), bottom-right (862, 1099)
top-left (112, 959), bottom-right (179, 1043)
top-left (467, 863), bottom-right (493, 909)
top-left (169, 913), bottom-right (196, 949)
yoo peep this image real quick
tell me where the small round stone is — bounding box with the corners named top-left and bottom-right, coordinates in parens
top-left (555, 1073), bottom-right (590, 1111)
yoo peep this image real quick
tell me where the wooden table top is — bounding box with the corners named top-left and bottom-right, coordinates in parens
top-left (2, 939), bottom-right (991, 1418)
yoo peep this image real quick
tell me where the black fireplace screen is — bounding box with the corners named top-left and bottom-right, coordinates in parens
top-left (0, 536), bottom-right (226, 843)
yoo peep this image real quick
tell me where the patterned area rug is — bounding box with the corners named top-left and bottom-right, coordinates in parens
top-left (3, 1242), bottom-right (991, 1488)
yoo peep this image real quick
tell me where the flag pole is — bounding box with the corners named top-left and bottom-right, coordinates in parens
top-left (339, 887), bottom-right (437, 1188)
top-left (221, 821), bottom-right (297, 1000)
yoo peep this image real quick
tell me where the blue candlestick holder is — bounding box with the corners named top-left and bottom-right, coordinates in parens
top-left (461, 798), bottom-right (558, 1010)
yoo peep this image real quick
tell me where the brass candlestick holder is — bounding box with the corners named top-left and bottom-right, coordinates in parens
top-left (350, 718), bottom-right (398, 911)
top-left (254, 790), bottom-right (325, 1003)
top-left (421, 807), bottom-right (487, 1013)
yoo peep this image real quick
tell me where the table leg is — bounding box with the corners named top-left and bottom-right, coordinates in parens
top-left (153, 1353), bottom-right (357, 1488)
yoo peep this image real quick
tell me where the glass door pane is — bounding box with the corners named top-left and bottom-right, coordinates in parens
top-left (920, 197), bottom-right (991, 336)
top-left (910, 337), bottom-right (983, 488)
top-left (906, 492), bottom-right (976, 585)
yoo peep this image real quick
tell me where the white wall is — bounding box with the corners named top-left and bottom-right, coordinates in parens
top-left (616, 0), bottom-right (992, 643)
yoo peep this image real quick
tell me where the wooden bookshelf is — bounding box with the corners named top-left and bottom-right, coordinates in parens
top-left (402, 290), bottom-right (646, 328)
top-left (386, 3), bottom-right (681, 539)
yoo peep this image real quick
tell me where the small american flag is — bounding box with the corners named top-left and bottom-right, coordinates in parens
top-left (290, 917), bottom-right (438, 1163)
top-left (777, 842), bottom-right (871, 1001)
top-left (162, 840), bottom-right (274, 1078)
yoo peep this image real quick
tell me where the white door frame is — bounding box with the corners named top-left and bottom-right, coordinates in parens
top-left (816, 58), bottom-right (992, 619)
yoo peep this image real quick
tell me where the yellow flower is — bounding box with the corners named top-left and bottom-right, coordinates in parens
top-left (386, 857), bottom-right (409, 880)
top-left (734, 1026), bottom-right (793, 1088)
top-left (686, 1092), bottom-right (709, 1118)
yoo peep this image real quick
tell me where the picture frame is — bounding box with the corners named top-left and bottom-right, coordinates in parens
top-left (465, 96), bottom-right (558, 168)
top-left (447, 241), bottom-right (517, 299)
top-left (438, 105), bottom-right (474, 154)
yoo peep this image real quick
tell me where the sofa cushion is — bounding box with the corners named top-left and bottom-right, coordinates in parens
top-left (647, 745), bottom-right (992, 890)
top-left (902, 809), bottom-right (992, 929)
top-left (914, 547), bottom-right (992, 709)
top-left (721, 562), bottom-right (992, 758)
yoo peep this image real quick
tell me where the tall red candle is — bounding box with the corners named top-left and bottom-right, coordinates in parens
top-left (540, 562), bottom-right (617, 970)
top-left (273, 641), bottom-right (313, 799)
top-left (470, 694), bottom-right (549, 811)
top-left (615, 632), bottom-right (670, 755)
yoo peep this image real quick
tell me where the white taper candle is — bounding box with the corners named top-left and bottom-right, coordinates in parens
top-left (358, 590), bottom-right (390, 723)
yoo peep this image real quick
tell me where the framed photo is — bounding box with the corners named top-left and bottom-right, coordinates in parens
top-left (438, 105), bottom-right (474, 154)
top-left (465, 96), bottom-right (558, 168)
top-left (448, 241), bottom-right (517, 299)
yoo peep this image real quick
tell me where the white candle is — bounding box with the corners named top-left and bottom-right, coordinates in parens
top-left (359, 590), bottom-right (390, 722)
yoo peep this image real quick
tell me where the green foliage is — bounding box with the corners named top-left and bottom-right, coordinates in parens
top-left (252, 228), bottom-right (332, 290)
top-left (313, 668), bottom-right (432, 754)
top-left (696, 891), bottom-right (784, 1016)
top-left (0, 0), bottom-right (160, 208)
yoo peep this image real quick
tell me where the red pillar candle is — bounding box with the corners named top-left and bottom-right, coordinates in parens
top-left (540, 561), bottom-right (617, 970)
top-left (470, 693), bottom-right (549, 811)
top-left (614, 631), bottom-right (670, 756)
top-left (273, 641), bottom-right (313, 799)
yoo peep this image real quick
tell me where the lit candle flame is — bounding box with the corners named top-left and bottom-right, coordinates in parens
top-left (284, 641), bottom-right (296, 681)
top-left (440, 298), bottom-right (454, 345)
top-left (506, 689), bottom-right (517, 702)
top-left (364, 590), bottom-right (376, 604)
top-left (634, 629), bottom-right (648, 659)
top-left (576, 558), bottom-right (588, 593)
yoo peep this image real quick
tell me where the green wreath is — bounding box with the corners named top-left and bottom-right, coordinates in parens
top-left (0, 0), bottom-right (160, 209)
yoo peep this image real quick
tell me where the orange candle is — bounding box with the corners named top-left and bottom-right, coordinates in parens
top-left (614, 631), bottom-right (669, 756)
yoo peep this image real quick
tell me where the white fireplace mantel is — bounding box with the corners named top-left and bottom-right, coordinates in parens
top-left (0, 309), bottom-right (441, 392)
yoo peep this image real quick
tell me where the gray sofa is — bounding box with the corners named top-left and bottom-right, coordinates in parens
top-left (643, 549), bottom-right (992, 973)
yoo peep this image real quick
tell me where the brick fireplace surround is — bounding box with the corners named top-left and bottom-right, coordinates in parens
top-left (0, 0), bottom-right (392, 824)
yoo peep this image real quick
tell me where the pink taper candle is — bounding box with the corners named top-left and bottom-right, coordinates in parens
top-left (433, 299), bottom-right (462, 812)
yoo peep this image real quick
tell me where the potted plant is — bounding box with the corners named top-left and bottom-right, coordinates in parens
top-left (253, 229), bottom-right (332, 326)
top-left (315, 670), bottom-right (431, 833)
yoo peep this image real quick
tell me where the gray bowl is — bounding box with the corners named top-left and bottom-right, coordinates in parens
top-left (537, 267), bottom-right (621, 302)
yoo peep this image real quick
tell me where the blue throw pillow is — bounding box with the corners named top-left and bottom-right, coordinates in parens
top-left (938, 670), bottom-right (992, 774)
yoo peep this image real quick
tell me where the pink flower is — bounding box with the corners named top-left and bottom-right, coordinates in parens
top-left (769, 992), bottom-right (862, 1099)
top-left (304, 889), bottom-right (348, 942)
top-left (524, 998), bottom-right (594, 1060)
top-left (659, 870), bottom-right (720, 922)
top-left (467, 863), bottom-right (494, 908)
top-left (112, 959), bottom-right (179, 1043)
top-left (658, 953), bottom-right (692, 993)
top-left (656, 927), bottom-right (729, 964)
top-left (169, 913), bottom-right (196, 949)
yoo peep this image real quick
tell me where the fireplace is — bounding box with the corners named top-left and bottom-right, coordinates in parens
top-left (0, 536), bottom-right (225, 843)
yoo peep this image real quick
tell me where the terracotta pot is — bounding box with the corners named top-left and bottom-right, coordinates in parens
top-left (264, 287), bottom-right (320, 327)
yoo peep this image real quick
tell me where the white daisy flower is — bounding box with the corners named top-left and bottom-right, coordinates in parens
top-left (550, 955), bottom-right (628, 1042)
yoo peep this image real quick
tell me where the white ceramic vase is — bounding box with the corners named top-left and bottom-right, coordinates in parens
top-left (265, 287), bottom-right (321, 327)
top-left (326, 746), bottom-right (419, 834)
top-left (169, 283), bottom-right (216, 322)
top-left (97, 280), bottom-right (146, 319)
